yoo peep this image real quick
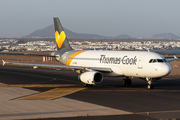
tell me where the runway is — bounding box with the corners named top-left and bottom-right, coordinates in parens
top-left (0, 65), bottom-right (180, 120)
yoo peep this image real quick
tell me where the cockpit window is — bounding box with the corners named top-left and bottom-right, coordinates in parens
top-left (149, 59), bottom-right (165, 63)
top-left (149, 59), bottom-right (153, 63)
top-left (157, 59), bottom-right (163, 62)
top-left (153, 59), bottom-right (157, 63)
top-left (163, 59), bottom-right (167, 62)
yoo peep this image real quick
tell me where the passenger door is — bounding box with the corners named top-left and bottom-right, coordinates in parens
top-left (138, 55), bottom-right (146, 69)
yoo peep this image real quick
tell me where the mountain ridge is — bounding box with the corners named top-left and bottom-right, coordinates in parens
top-left (23, 25), bottom-right (111, 39)
top-left (150, 33), bottom-right (180, 39)
top-left (23, 25), bottom-right (180, 40)
top-left (23, 25), bottom-right (133, 39)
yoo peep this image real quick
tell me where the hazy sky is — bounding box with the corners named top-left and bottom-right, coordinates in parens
top-left (0, 0), bottom-right (180, 38)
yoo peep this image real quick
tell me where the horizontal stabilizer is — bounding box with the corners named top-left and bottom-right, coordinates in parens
top-left (0, 53), bottom-right (56, 57)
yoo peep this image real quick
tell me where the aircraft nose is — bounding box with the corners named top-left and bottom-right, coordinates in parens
top-left (162, 64), bottom-right (171, 76)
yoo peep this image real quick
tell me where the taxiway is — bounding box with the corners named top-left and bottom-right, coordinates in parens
top-left (0, 65), bottom-right (180, 120)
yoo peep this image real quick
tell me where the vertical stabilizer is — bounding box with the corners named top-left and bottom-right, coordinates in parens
top-left (53, 18), bottom-right (73, 51)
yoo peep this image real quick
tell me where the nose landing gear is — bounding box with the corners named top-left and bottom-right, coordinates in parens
top-left (146, 78), bottom-right (154, 89)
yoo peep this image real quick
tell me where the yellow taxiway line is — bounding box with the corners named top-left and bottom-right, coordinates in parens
top-left (14, 87), bottom-right (86, 100)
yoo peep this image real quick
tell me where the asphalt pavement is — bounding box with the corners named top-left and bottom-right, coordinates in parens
top-left (0, 65), bottom-right (180, 120)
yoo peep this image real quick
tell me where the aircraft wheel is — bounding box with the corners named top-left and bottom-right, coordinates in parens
top-left (147, 84), bottom-right (154, 89)
top-left (127, 79), bottom-right (132, 85)
top-left (122, 78), bottom-right (131, 85)
top-left (122, 79), bottom-right (127, 85)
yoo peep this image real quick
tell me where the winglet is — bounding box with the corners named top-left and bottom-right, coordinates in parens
top-left (174, 55), bottom-right (177, 58)
top-left (2, 60), bottom-right (5, 66)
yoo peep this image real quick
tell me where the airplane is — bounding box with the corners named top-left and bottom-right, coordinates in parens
top-left (2, 17), bottom-right (179, 89)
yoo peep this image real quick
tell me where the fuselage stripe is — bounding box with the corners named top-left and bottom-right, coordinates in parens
top-left (66, 50), bottom-right (87, 66)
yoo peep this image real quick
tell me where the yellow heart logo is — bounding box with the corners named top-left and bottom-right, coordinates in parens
top-left (55, 31), bottom-right (66, 48)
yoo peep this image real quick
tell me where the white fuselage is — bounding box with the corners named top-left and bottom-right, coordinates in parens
top-left (66, 50), bottom-right (171, 78)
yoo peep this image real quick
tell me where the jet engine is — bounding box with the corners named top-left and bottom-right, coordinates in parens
top-left (78, 71), bottom-right (103, 85)
top-left (152, 77), bottom-right (162, 82)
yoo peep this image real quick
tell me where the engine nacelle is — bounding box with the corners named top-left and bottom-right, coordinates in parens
top-left (152, 77), bottom-right (162, 82)
top-left (78, 71), bottom-right (103, 85)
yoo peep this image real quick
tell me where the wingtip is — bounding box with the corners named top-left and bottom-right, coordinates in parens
top-left (174, 55), bottom-right (177, 58)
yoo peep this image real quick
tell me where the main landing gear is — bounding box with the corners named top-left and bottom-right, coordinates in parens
top-left (122, 77), bottom-right (132, 85)
top-left (146, 78), bottom-right (154, 89)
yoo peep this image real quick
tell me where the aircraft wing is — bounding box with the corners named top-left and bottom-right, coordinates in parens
top-left (2, 60), bottom-right (112, 73)
top-left (156, 51), bottom-right (180, 55)
top-left (155, 51), bottom-right (179, 62)
top-left (0, 52), bottom-right (56, 57)
top-left (166, 56), bottom-right (179, 62)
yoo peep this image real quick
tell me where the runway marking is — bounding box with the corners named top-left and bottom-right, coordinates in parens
top-left (14, 87), bottom-right (86, 100)
top-left (0, 84), bottom-right (76, 88)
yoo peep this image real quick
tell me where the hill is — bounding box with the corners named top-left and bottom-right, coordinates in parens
top-left (150, 33), bottom-right (180, 39)
top-left (115, 34), bottom-right (132, 39)
top-left (23, 25), bottom-right (110, 39)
